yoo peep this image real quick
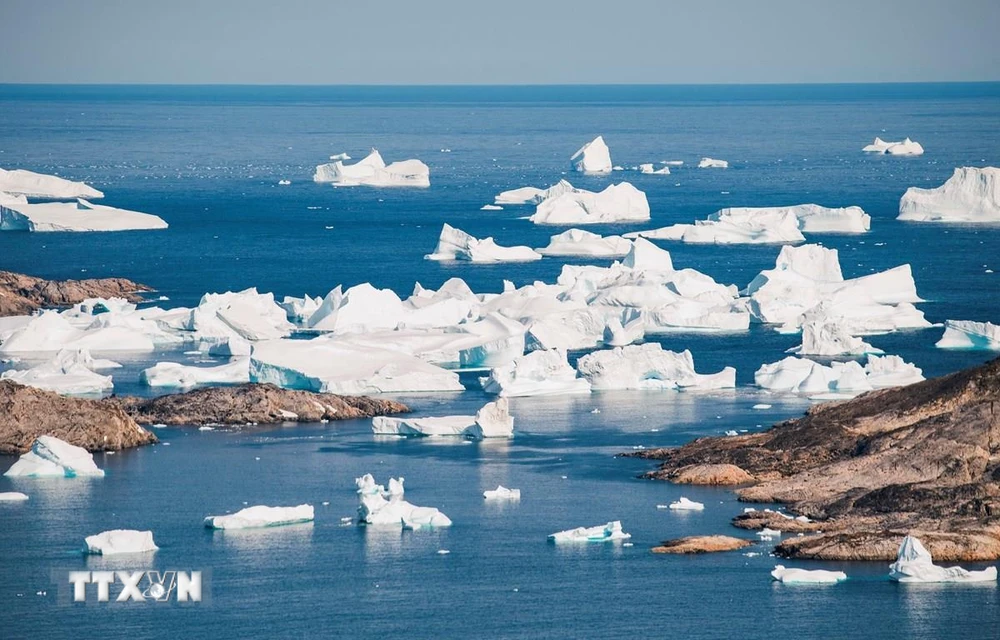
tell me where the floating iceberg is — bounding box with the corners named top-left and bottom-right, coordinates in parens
top-left (0, 311), bottom-right (157, 355)
top-left (0, 348), bottom-right (117, 396)
top-left (602, 314), bottom-right (645, 348)
top-left (85, 530), bottom-right (158, 555)
top-left (755, 355), bottom-right (923, 396)
top-left (529, 183), bottom-right (650, 225)
top-left (356, 474), bottom-right (452, 528)
top-left (571, 136), bottom-right (613, 174)
top-left (0, 199), bottom-right (168, 232)
top-left (0, 492), bottom-right (29, 501)
top-left (425, 224), bottom-right (542, 263)
top-left (3, 435), bottom-right (105, 478)
top-left (0, 167), bottom-right (103, 199)
top-left (669, 497), bottom-right (705, 511)
top-left (313, 149), bottom-right (430, 187)
top-left (548, 520), bottom-right (630, 543)
top-left (189, 288), bottom-right (294, 342)
top-left (495, 179), bottom-right (581, 206)
top-left (279, 294), bottom-right (323, 322)
top-left (888, 536), bottom-right (997, 583)
top-left (205, 505), bottom-right (314, 529)
top-left (788, 321), bottom-right (881, 356)
top-left (372, 398), bottom-right (513, 439)
top-left (537, 228), bottom-right (633, 257)
top-left (935, 320), bottom-right (1000, 350)
top-left (698, 157), bottom-right (728, 169)
top-left (140, 358), bottom-right (250, 389)
top-left (483, 485), bottom-right (521, 500)
top-left (480, 349), bottom-right (591, 397)
top-left (576, 344), bottom-right (735, 391)
top-left (638, 163), bottom-right (671, 175)
top-left (898, 167), bottom-right (1000, 222)
top-left (480, 204), bottom-right (503, 211)
top-left (863, 137), bottom-right (924, 156)
top-left (771, 565), bottom-right (847, 584)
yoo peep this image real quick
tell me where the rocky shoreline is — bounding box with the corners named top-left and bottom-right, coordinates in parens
top-left (628, 356), bottom-right (1000, 562)
top-left (0, 270), bottom-right (152, 317)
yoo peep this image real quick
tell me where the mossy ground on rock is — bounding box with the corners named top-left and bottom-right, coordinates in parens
top-left (0, 270), bottom-right (151, 316)
top-left (652, 535), bottom-right (752, 554)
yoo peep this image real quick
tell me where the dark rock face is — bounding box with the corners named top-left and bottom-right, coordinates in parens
top-left (110, 383), bottom-right (410, 426)
top-left (0, 380), bottom-right (157, 454)
top-left (0, 270), bottom-right (151, 316)
top-left (628, 357), bottom-right (1000, 561)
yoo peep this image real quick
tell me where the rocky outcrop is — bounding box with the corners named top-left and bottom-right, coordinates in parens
top-left (0, 270), bottom-right (151, 316)
top-left (666, 463), bottom-right (755, 486)
top-left (0, 380), bottom-right (157, 454)
top-left (629, 356), bottom-right (1000, 561)
top-left (652, 535), bottom-right (752, 554)
top-left (110, 383), bottom-right (409, 426)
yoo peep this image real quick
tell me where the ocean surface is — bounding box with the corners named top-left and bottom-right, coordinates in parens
top-left (0, 83), bottom-right (998, 639)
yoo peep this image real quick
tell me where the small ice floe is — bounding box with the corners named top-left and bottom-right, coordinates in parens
top-left (752, 404), bottom-right (772, 410)
top-left (198, 426), bottom-right (214, 431)
top-left (656, 504), bottom-right (669, 510)
top-left (669, 497), bottom-right (705, 511)
top-left (757, 528), bottom-right (782, 540)
top-left (889, 535), bottom-right (998, 583)
top-left (591, 408), bottom-right (601, 414)
top-left (771, 565), bottom-right (847, 584)
top-left (483, 485), bottom-right (521, 500)
top-left (744, 552), bottom-right (761, 558)
top-left (697, 157), bottom-right (728, 169)
top-left (862, 136), bottom-right (923, 156)
top-left (480, 204), bottom-right (503, 211)
top-left (85, 530), bottom-right (158, 555)
top-left (548, 521), bottom-right (630, 543)
top-left (0, 492), bottom-right (29, 501)
top-left (278, 179), bottom-right (291, 185)
top-left (935, 320), bottom-right (1000, 351)
top-left (204, 504), bottom-right (314, 529)
top-left (725, 430), bottom-right (739, 437)
top-left (437, 549), bottom-right (450, 555)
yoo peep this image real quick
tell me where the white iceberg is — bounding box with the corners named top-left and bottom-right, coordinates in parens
top-left (189, 289), bottom-right (294, 342)
top-left (698, 157), bottom-right (728, 169)
top-left (483, 485), bottom-right (521, 500)
top-left (576, 344), bottom-right (735, 391)
top-left (771, 565), bottom-right (847, 584)
top-left (571, 136), bottom-right (613, 174)
top-left (480, 204), bottom-right (503, 211)
top-left (788, 321), bottom-right (882, 357)
top-left (0, 199), bottom-right (168, 232)
top-left (425, 224), bottom-right (542, 263)
top-left (936, 320), bottom-right (1000, 350)
top-left (0, 167), bottom-right (103, 199)
top-left (548, 520), bottom-right (630, 543)
top-left (668, 497), bottom-right (705, 511)
top-left (0, 492), bottom-right (29, 501)
top-left (888, 535), bottom-right (997, 583)
top-left (898, 167), bottom-right (1000, 222)
top-left (140, 358), bottom-right (250, 389)
top-left (313, 149), bottom-right (430, 187)
top-left (0, 348), bottom-right (118, 396)
top-left (495, 179), bottom-right (581, 206)
top-left (536, 229), bottom-right (633, 258)
top-left (863, 137), bottom-right (924, 156)
top-left (84, 530), bottom-right (158, 555)
top-left (3, 435), bottom-right (105, 478)
top-left (757, 528), bottom-right (782, 540)
top-left (755, 354), bottom-right (923, 396)
top-left (279, 294), bottom-right (323, 322)
top-left (356, 474), bottom-right (452, 528)
top-left (480, 349), bottom-right (591, 397)
top-left (204, 504), bottom-right (314, 529)
top-left (372, 398), bottom-right (513, 439)
top-left (638, 163), bottom-right (671, 175)
top-left (529, 182), bottom-right (650, 225)
top-left (306, 283), bottom-right (406, 334)
top-left (602, 314), bottom-right (645, 348)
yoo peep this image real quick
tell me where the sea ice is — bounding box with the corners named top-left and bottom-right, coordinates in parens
top-left (356, 474), bottom-right (452, 528)
top-left (0, 199), bottom-right (168, 232)
top-left (638, 163), bottom-right (671, 175)
top-left (888, 536), bottom-right (997, 583)
top-left (480, 349), bottom-right (591, 397)
top-left (3, 435), bottom-right (105, 478)
top-left (189, 289), bottom-right (294, 342)
top-left (425, 224), bottom-right (542, 263)
top-left (483, 485), bottom-right (521, 500)
top-left (898, 167), bottom-right (1000, 222)
top-left (571, 136), bottom-right (613, 174)
top-left (862, 137), bottom-right (924, 156)
top-left (84, 530), bottom-right (158, 555)
top-left (548, 520), bottom-right (630, 543)
top-left (372, 398), bottom-right (513, 439)
top-left (140, 358), bottom-right (250, 389)
top-left (935, 320), bottom-right (1000, 350)
top-left (668, 497), bottom-right (705, 511)
top-left (313, 149), bottom-right (430, 187)
top-left (698, 157), bottom-right (728, 168)
top-left (204, 504), bottom-right (314, 529)
top-left (771, 565), bottom-right (847, 584)
top-left (0, 492), bottom-right (29, 501)
top-left (755, 354), bottom-right (923, 395)
top-left (529, 182), bottom-right (650, 225)
top-left (576, 344), bottom-right (736, 391)
top-left (536, 228), bottom-right (633, 257)
top-left (0, 167), bottom-right (103, 199)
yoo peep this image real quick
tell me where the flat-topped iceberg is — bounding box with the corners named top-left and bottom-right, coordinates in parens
top-left (889, 536), bottom-right (997, 583)
top-left (140, 358), bottom-right (250, 389)
top-left (313, 149), bottom-right (430, 187)
top-left (0, 199), bottom-right (168, 232)
top-left (863, 137), bottom-right (924, 156)
top-left (205, 504), bottom-right (314, 529)
top-left (3, 435), bottom-right (104, 478)
top-left (0, 167), bottom-right (103, 199)
top-left (0, 311), bottom-right (156, 354)
top-left (669, 497), bottom-right (705, 511)
top-left (356, 474), bottom-right (452, 528)
top-left (536, 229), bottom-right (633, 257)
top-left (571, 136), bottom-right (613, 174)
top-left (484, 485), bottom-right (521, 500)
top-left (481, 349), bottom-right (591, 397)
top-left (495, 179), bottom-right (580, 206)
top-left (0, 492), bottom-right (29, 501)
top-left (85, 530), bottom-right (158, 555)
top-left (576, 344), bottom-right (735, 391)
top-left (548, 520), bottom-right (630, 543)
top-left (936, 320), bottom-right (1000, 350)
top-left (755, 354), bottom-right (923, 396)
top-left (698, 157), bottom-right (728, 168)
top-left (898, 167), bottom-right (1000, 222)
top-left (529, 182), bottom-right (650, 225)
top-left (1, 348), bottom-right (117, 396)
top-left (771, 565), bottom-right (847, 584)
top-left (425, 224), bottom-right (542, 263)
top-left (372, 398), bottom-right (513, 439)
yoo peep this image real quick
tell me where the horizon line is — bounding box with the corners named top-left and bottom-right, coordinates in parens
top-left (1, 80), bottom-right (999, 88)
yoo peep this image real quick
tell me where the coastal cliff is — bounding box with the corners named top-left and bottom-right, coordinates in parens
top-left (0, 270), bottom-right (151, 316)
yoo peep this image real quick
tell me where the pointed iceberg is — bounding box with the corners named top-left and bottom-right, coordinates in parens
top-left (571, 136), bottom-right (612, 174)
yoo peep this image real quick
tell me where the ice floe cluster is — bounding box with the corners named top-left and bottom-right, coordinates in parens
top-left (863, 136), bottom-right (924, 156)
top-left (313, 149), bottom-right (430, 188)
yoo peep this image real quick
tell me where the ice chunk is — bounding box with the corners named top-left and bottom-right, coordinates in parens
top-left (571, 136), bottom-right (613, 174)
top-left (602, 314), bottom-right (645, 347)
top-left (313, 149), bottom-right (429, 187)
top-left (889, 535), bottom-right (997, 583)
top-left (356, 474), bottom-right (452, 528)
top-left (0, 492), bottom-right (29, 501)
top-left (697, 157), bottom-right (728, 168)
top-left (576, 344), bottom-right (735, 391)
top-left (480, 204), bottom-right (503, 211)
top-left (536, 228), bottom-right (633, 258)
top-left (863, 137), bottom-right (924, 156)
top-left (140, 358), bottom-right (250, 389)
top-left (481, 349), bottom-right (591, 397)
top-left (85, 530), bottom-right (158, 555)
top-left (936, 320), bottom-right (1000, 350)
top-left (638, 163), bottom-right (671, 175)
top-left (306, 283), bottom-right (405, 334)
top-left (548, 520), bottom-right (630, 543)
top-left (425, 224), bottom-right (542, 263)
top-left (0, 168), bottom-right (103, 199)
top-left (193, 289), bottom-right (295, 342)
top-left (787, 321), bottom-right (881, 356)
top-left (668, 497), bottom-right (705, 511)
top-left (529, 183), bottom-right (650, 225)
top-left (279, 294), bottom-right (323, 322)
top-left (755, 354), bottom-right (922, 396)
top-left (771, 565), bottom-right (847, 584)
top-left (0, 348), bottom-right (117, 396)
top-left (495, 179), bottom-right (581, 206)
top-left (0, 199), bottom-right (166, 232)
top-left (757, 528), bottom-right (782, 540)
top-left (898, 167), bottom-right (1000, 222)
top-left (483, 485), bottom-right (521, 500)
top-left (205, 504), bottom-right (314, 529)
top-left (372, 398), bottom-right (513, 439)
top-left (3, 435), bottom-right (104, 478)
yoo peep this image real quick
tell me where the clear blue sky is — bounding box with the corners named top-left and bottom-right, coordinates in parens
top-left (1, 0), bottom-right (998, 84)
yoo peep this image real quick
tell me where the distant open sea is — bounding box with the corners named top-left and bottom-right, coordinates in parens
top-left (0, 83), bottom-right (998, 639)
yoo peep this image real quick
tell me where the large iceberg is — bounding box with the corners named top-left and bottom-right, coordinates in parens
top-left (1, 348), bottom-right (118, 396)
top-left (425, 224), bottom-right (542, 263)
top-left (3, 435), bottom-right (105, 478)
top-left (356, 474), bottom-right (452, 529)
top-left (313, 149), bottom-right (430, 187)
top-left (204, 504), bottom-right (314, 529)
top-left (571, 136), bottom-right (613, 174)
top-left (480, 349), bottom-right (591, 397)
top-left (372, 398), bottom-right (513, 439)
top-left (548, 521), bottom-right (630, 543)
top-left (140, 358), bottom-right (250, 389)
top-left (536, 229), bottom-right (633, 257)
top-left (935, 320), bottom-right (1000, 350)
top-left (0, 168), bottom-right (103, 199)
top-left (529, 183), bottom-right (650, 225)
top-left (888, 536), bottom-right (997, 583)
top-left (0, 199), bottom-right (168, 232)
top-left (85, 530), bottom-right (159, 555)
top-left (576, 344), bottom-right (735, 391)
top-left (755, 355), bottom-right (923, 396)
top-left (771, 565), bottom-right (847, 584)
top-left (863, 137), bottom-right (924, 156)
top-left (898, 167), bottom-right (1000, 222)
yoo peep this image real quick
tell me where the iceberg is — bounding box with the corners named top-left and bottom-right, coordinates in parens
top-left (3, 435), bottom-right (105, 478)
top-left (788, 321), bottom-right (881, 357)
top-left (0, 492), bottom-right (29, 501)
top-left (771, 565), bottom-right (847, 584)
top-left (0, 167), bottom-right (103, 199)
top-left (529, 183), bottom-right (650, 225)
top-left (898, 167), bottom-right (1000, 222)
top-left (863, 137), bottom-right (924, 156)
top-left (85, 530), bottom-right (158, 555)
top-left (204, 504), bottom-right (314, 529)
top-left (190, 289), bottom-right (294, 342)
top-left (638, 163), bottom-right (671, 175)
top-left (480, 349), bottom-right (591, 397)
top-left (548, 520), bottom-right (630, 543)
top-left (425, 224), bottom-right (542, 263)
top-left (889, 536), bottom-right (997, 583)
top-left (668, 497), bottom-right (705, 511)
top-left (495, 179), bottom-right (581, 206)
top-left (698, 157), bottom-right (728, 168)
top-left (571, 136), bottom-right (613, 174)
top-left (602, 314), bottom-right (645, 347)
top-left (755, 355), bottom-right (923, 395)
top-left (0, 311), bottom-right (159, 354)
top-left (356, 474), bottom-right (452, 528)
top-left (140, 358), bottom-right (250, 389)
top-left (0, 348), bottom-right (117, 396)
top-left (536, 229), bottom-right (633, 258)
top-left (576, 344), bottom-right (736, 391)
top-left (935, 320), bottom-right (1000, 350)
top-left (279, 294), bottom-right (323, 322)
top-left (372, 398), bottom-right (513, 439)
top-left (0, 199), bottom-right (168, 232)
top-left (480, 204), bottom-right (503, 211)
top-left (313, 149), bottom-right (430, 188)
top-left (483, 485), bottom-right (521, 500)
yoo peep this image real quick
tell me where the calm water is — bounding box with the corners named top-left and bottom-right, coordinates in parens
top-left (0, 84), bottom-right (999, 639)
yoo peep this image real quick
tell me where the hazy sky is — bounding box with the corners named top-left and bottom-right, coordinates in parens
top-left (1, 0), bottom-right (998, 84)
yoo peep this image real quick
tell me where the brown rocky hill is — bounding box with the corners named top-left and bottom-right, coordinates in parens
top-left (0, 270), bottom-right (151, 316)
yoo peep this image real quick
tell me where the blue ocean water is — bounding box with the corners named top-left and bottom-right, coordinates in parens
top-left (0, 84), bottom-right (999, 639)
